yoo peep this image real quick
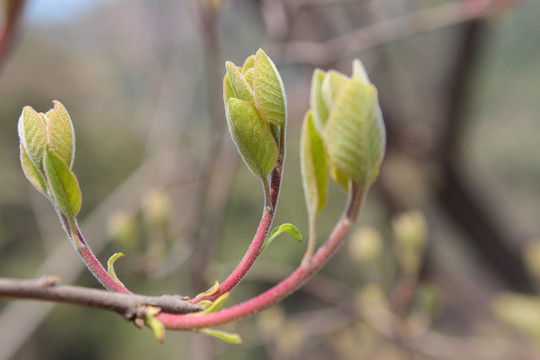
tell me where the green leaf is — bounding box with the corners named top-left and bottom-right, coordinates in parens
top-left (243, 67), bottom-right (254, 89)
top-left (300, 111), bottom-right (328, 221)
top-left (195, 281), bottom-right (220, 299)
top-left (143, 306), bottom-right (165, 343)
top-left (19, 143), bottom-right (48, 197)
top-left (352, 59), bottom-right (370, 83)
top-left (226, 61), bottom-right (255, 103)
top-left (223, 74), bottom-right (235, 104)
top-left (43, 149), bottom-right (82, 217)
top-left (324, 79), bottom-right (385, 187)
top-left (260, 223), bottom-right (302, 254)
top-left (196, 328), bottom-right (242, 344)
top-left (18, 106), bottom-right (48, 170)
top-left (46, 101), bottom-right (75, 169)
top-left (310, 69), bottom-right (329, 134)
top-left (107, 252), bottom-right (126, 287)
top-left (253, 49), bottom-right (286, 126)
top-left (329, 160), bottom-right (350, 190)
top-left (321, 70), bottom-right (348, 109)
top-left (226, 98), bottom-right (278, 179)
top-left (242, 54), bottom-right (255, 73)
top-left (191, 293), bottom-right (230, 316)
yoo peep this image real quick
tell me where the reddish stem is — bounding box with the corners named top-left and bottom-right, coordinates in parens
top-left (0, 0), bottom-right (27, 70)
top-left (193, 128), bottom-right (285, 303)
top-left (158, 185), bottom-right (364, 330)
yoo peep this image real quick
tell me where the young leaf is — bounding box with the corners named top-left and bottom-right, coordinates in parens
top-left (242, 54), bottom-right (255, 73)
top-left (18, 106), bottom-right (48, 170)
top-left (223, 74), bottom-right (235, 104)
top-left (329, 160), bottom-right (350, 191)
top-left (46, 101), bottom-right (75, 169)
top-left (43, 149), bottom-right (82, 217)
top-left (195, 281), bottom-right (220, 299)
top-left (226, 61), bottom-right (255, 104)
top-left (191, 293), bottom-right (230, 316)
top-left (107, 252), bottom-right (126, 287)
top-left (253, 49), bottom-right (286, 126)
top-left (310, 69), bottom-right (329, 134)
top-left (143, 306), bottom-right (165, 343)
top-left (300, 111), bottom-right (328, 221)
top-left (226, 98), bottom-right (278, 179)
top-left (19, 144), bottom-right (48, 196)
top-left (321, 70), bottom-right (348, 109)
top-left (352, 59), bottom-right (370, 83)
top-left (243, 67), bottom-right (254, 89)
top-left (260, 223), bottom-right (302, 254)
top-left (196, 328), bottom-right (242, 344)
top-left (324, 79), bottom-right (385, 187)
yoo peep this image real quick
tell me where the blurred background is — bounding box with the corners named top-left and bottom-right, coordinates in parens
top-left (1, 0), bottom-right (540, 359)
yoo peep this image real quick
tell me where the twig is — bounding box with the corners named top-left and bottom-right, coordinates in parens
top-left (0, 276), bottom-right (203, 316)
top-left (271, 1), bottom-right (505, 65)
top-left (0, 0), bottom-right (27, 71)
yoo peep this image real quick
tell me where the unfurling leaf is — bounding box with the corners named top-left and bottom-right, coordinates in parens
top-left (300, 111), bottom-right (328, 222)
top-left (107, 252), bottom-right (126, 287)
top-left (253, 49), bottom-right (286, 126)
top-left (46, 100), bottom-right (75, 169)
top-left (18, 106), bottom-right (48, 170)
top-left (226, 98), bottom-right (278, 179)
top-left (191, 293), bottom-right (230, 316)
top-left (226, 61), bottom-right (255, 104)
top-left (20, 144), bottom-right (48, 196)
top-left (43, 149), bottom-right (82, 217)
top-left (260, 223), bottom-right (302, 254)
top-left (310, 69), bottom-right (329, 134)
top-left (143, 306), bottom-right (165, 343)
top-left (195, 281), bottom-right (220, 299)
top-left (321, 70), bottom-right (348, 109)
top-left (324, 78), bottom-right (385, 187)
top-left (196, 328), bottom-right (242, 344)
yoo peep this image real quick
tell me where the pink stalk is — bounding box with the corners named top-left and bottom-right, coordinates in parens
top-left (60, 214), bottom-right (132, 294)
top-left (194, 128), bottom-right (285, 303)
top-left (158, 185), bottom-right (364, 330)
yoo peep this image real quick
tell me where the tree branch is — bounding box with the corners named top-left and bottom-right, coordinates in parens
top-left (0, 0), bottom-right (27, 72)
top-left (0, 276), bottom-right (203, 317)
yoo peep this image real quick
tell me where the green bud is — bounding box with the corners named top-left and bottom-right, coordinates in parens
top-left (18, 101), bottom-right (81, 218)
top-left (308, 60), bottom-right (386, 190)
top-left (142, 189), bottom-right (171, 230)
top-left (348, 226), bottom-right (383, 264)
top-left (392, 210), bottom-right (427, 251)
top-left (108, 211), bottom-right (137, 248)
top-left (224, 49), bottom-right (286, 181)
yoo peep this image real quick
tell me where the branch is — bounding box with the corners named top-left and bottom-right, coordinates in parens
top-left (271, 0), bottom-right (513, 65)
top-left (0, 276), bottom-right (203, 317)
top-left (0, 0), bottom-right (27, 71)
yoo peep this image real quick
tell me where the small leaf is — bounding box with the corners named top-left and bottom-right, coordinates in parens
top-left (226, 61), bottom-right (255, 103)
top-left (195, 281), bottom-right (220, 299)
top-left (18, 106), bottom-right (48, 170)
top-left (226, 98), bottom-right (278, 179)
top-left (242, 54), bottom-right (255, 73)
top-left (310, 69), bottom-right (329, 134)
top-left (107, 252), bottom-right (126, 287)
top-left (352, 59), bottom-right (370, 83)
top-left (324, 79), bottom-right (385, 187)
top-left (223, 74), bottom-right (235, 104)
top-left (329, 160), bottom-right (350, 190)
top-left (143, 306), bottom-right (165, 343)
top-left (321, 70), bottom-right (348, 109)
top-left (260, 223), bottom-right (302, 254)
top-left (20, 144), bottom-right (49, 197)
top-left (191, 293), bottom-right (230, 316)
top-left (243, 67), bottom-right (254, 89)
top-left (196, 328), bottom-right (242, 344)
top-left (43, 149), bottom-right (82, 217)
top-left (253, 49), bottom-right (286, 126)
top-left (300, 111), bottom-right (328, 222)
top-left (46, 101), bottom-right (75, 169)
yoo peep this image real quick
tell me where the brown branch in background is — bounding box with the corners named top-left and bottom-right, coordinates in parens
top-left (0, 0), bottom-right (27, 71)
top-left (271, 0), bottom-right (504, 66)
top-left (435, 18), bottom-right (534, 292)
top-left (0, 276), bottom-right (203, 316)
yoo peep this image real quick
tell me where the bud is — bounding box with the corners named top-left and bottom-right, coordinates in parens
top-left (348, 226), bottom-right (382, 264)
top-left (223, 49), bottom-right (286, 181)
top-left (308, 60), bottom-right (386, 190)
top-left (18, 101), bottom-right (81, 218)
top-left (392, 210), bottom-right (427, 251)
top-left (108, 211), bottom-right (137, 248)
top-left (142, 189), bottom-right (171, 230)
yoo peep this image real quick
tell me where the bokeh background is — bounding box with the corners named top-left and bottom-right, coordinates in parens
top-left (1, 0), bottom-right (540, 359)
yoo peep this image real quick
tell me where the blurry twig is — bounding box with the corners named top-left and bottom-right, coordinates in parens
top-left (272, 0), bottom-right (515, 65)
top-left (0, 276), bottom-right (202, 315)
top-left (0, 0), bottom-right (26, 72)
